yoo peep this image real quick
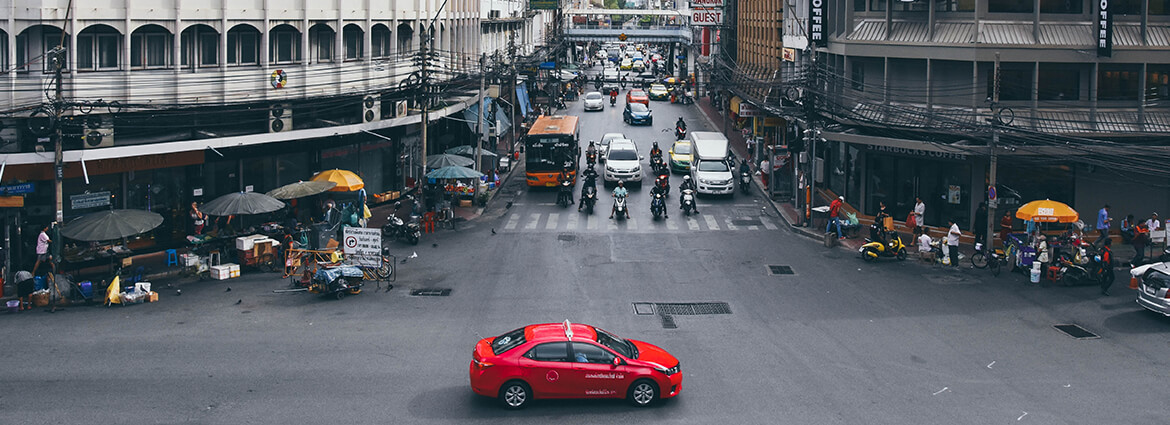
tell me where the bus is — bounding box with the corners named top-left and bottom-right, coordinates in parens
top-left (524, 115), bottom-right (580, 187)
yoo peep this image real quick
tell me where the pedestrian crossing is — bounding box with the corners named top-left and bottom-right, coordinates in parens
top-left (499, 211), bottom-right (780, 233)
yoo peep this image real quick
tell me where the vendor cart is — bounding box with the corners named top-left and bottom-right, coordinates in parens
top-left (236, 235), bottom-right (280, 272)
top-left (310, 265), bottom-right (364, 300)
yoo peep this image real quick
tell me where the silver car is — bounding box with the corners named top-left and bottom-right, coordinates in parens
top-left (1131, 262), bottom-right (1170, 316)
top-left (598, 132), bottom-right (625, 163)
top-left (583, 92), bottom-right (604, 111)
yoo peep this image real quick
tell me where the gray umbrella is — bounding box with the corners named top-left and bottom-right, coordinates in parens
top-left (445, 145), bottom-right (499, 157)
top-left (426, 166), bottom-right (485, 180)
top-left (266, 180), bottom-right (337, 200)
top-left (426, 153), bottom-right (475, 168)
top-left (201, 192), bottom-right (285, 216)
top-left (61, 209), bottom-right (164, 242)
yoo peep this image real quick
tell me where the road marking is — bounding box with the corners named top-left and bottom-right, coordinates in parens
top-left (546, 213), bottom-right (560, 230)
top-left (524, 213), bottom-right (540, 230)
top-left (761, 216), bottom-right (778, 230)
top-left (703, 214), bottom-right (720, 230)
top-left (747, 225), bottom-right (759, 230)
top-left (666, 218), bottom-right (678, 230)
top-left (724, 217), bottom-right (738, 231)
top-left (566, 212), bottom-right (578, 230)
top-left (687, 216), bottom-right (700, 230)
top-left (607, 216), bottom-right (618, 230)
top-left (587, 215), bottom-right (598, 230)
top-left (504, 213), bottom-right (520, 230)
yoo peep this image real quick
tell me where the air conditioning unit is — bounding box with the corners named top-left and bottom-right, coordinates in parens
top-left (393, 100), bottom-right (408, 118)
top-left (362, 95), bottom-right (381, 123)
top-left (83, 115), bottom-right (114, 149)
top-left (269, 104), bottom-right (293, 133)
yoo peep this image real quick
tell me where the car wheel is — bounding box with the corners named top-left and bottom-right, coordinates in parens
top-left (627, 379), bottom-right (658, 407)
top-left (499, 381), bottom-right (531, 409)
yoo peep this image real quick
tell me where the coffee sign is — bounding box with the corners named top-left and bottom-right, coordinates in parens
top-left (808, 0), bottom-right (826, 47)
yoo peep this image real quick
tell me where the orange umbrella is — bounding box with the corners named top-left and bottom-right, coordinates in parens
top-left (1015, 199), bottom-right (1078, 223)
top-left (310, 169), bottom-right (364, 192)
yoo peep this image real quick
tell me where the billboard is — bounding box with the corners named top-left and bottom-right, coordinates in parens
top-left (531, 0), bottom-right (559, 10)
top-left (691, 9), bottom-right (723, 26)
top-left (689, 0), bottom-right (724, 6)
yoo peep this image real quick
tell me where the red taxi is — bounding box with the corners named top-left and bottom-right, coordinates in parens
top-left (626, 89), bottom-right (650, 106)
top-left (469, 321), bottom-right (682, 409)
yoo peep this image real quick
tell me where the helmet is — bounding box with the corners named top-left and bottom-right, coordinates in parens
top-left (617, 181), bottom-right (625, 187)
top-left (683, 175), bottom-right (691, 181)
top-left (652, 141), bottom-right (659, 148)
top-left (589, 140), bottom-right (595, 145)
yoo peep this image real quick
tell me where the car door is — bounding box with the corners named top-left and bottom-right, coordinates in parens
top-left (517, 342), bottom-right (572, 398)
top-left (567, 342), bottom-right (629, 398)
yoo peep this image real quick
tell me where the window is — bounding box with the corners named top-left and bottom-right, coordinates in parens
top-left (1112, 0), bottom-right (1143, 14)
top-left (270, 27), bottom-right (301, 63)
top-left (854, 0), bottom-right (866, 12)
top-left (491, 328), bottom-right (527, 355)
top-left (593, 328), bottom-right (637, 358)
top-left (181, 26), bottom-right (219, 67)
top-left (16, 27), bottom-right (67, 72)
top-left (989, 0), bottom-right (1032, 13)
top-left (77, 33), bottom-right (120, 70)
top-left (937, 0), bottom-right (976, 12)
top-left (870, 0), bottom-right (925, 11)
top-left (343, 25), bottom-right (363, 60)
top-left (1039, 0), bottom-right (1082, 13)
top-left (1154, 0), bottom-right (1170, 15)
top-left (1098, 65), bottom-right (1140, 101)
top-left (524, 342), bottom-right (570, 362)
top-left (571, 342), bottom-right (616, 364)
top-left (310, 24), bottom-right (335, 62)
top-left (1038, 64), bottom-right (1079, 101)
top-left (131, 27), bottom-right (170, 68)
top-left (0, 35), bottom-right (6, 70)
top-left (988, 65), bottom-right (1033, 101)
top-left (851, 63), bottom-right (864, 92)
top-left (227, 27), bottom-right (260, 65)
top-left (1146, 65), bottom-right (1170, 105)
top-left (372, 26), bottom-right (392, 58)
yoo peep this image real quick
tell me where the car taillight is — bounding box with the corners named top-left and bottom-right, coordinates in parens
top-left (474, 359), bottom-right (494, 369)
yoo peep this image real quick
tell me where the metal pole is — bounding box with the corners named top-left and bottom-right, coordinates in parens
top-left (53, 48), bottom-right (64, 225)
top-left (474, 53), bottom-right (487, 203)
top-left (985, 52), bottom-right (1001, 248)
top-left (419, 28), bottom-right (430, 209)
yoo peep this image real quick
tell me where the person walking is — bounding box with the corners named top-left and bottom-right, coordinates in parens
top-left (973, 202), bottom-right (988, 248)
top-left (758, 157), bottom-right (770, 190)
top-left (1099, 238), bottom-right (1116, 296)
top-left (913, 197), bottom-right (926, 230)
top-left (1096, 204), bottom-right (1112, 246)
top-left (189, 201), bottom-right (206, 235)
top-left (32, 224), bottom-right (52, 276)
top-left (947, 219), bottom-right (961, 267)
top-left (745, 137), bottom-right (757, 161)
top-left (827, 196), bottom-right (844, 239)
top-left (1131, 223), bottom-right (1150, 267)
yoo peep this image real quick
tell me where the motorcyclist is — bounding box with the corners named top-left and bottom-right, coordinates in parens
top-left (610, 181), bottom-right (629, 219)
top-left (650, 141), bottom-right (662, 160)
top-left (679, 175), bottom-right (699, 214)
top-left (578, 166), bottom-right (599, 212)
top-left (649, 182), bottom-right (669, 219)
top-left (557, 168), bottom-right (574, 205)
top-left (739, 158), bottom-right (751, 176)
top-left (619, 75), bottom-right (627, 89)
top-left (585, 140), bottom-right (598, 163)
top-left (676, 116), bottom-right (687, 131)
top-left (610, 87), bottom-right (618, 105)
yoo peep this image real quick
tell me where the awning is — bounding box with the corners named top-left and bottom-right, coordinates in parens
top-left (462, 97), bottom-right (494, 132)
top-left (494, 101), bottom-right (512, 136)
top-left (729, 96), bottom-right (743, 115)
top-left (516, 83), bottom-right (532, 118)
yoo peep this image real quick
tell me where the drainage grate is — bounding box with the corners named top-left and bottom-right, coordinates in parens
top-left (659, 314), bottom-right (677, 329)
top-left (767, 265), bottom-right (794, 275)
top-left (409, 288), bottom-right (452, 296)
top-left (654, 302), bottom-right (732, 316)
top-left (557, 234), bottom-right (576, 242)
top-left (1054, 324), bottom-right (1100, 340)
top-left (633, 302), bottom-right (655, 315)
top-left (732, 219), bottom-right (763, 226)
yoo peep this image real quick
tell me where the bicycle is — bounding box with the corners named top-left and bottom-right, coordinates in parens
top-left (969, 242), bottom-right (1003, 276)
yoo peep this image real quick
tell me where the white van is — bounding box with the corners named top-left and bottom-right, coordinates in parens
top-left (687, 132), bottom-right (734, 195)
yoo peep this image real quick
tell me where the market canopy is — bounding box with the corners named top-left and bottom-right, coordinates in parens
top-left (201, 192), bottom-right (285, 216)
top-left (266, 180), bottom-right (337, 200)
top-left (426, 166), bottom-right (485, 180)
top-left (445, 145), bottom-right (499, 157)
top-left (61, 209), bottom-right (164, 242)
top-left (1015, 199), bottom-right (1079, 223)
top-left (426, 153), bottom-right (475, 169)
top-left (311, 169), bottom-right (364, 192)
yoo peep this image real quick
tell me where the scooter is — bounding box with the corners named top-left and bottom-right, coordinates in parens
top-left (650, 192), bottom-right (666, 220)
top-left (859, 230), bottom-right (908, 262)
top-left (382, 201), bottom-right (421, 245)
top-left (680, 188), bottom-right (696, 216)
top-left (556, 180), bottom-right (573, 208)
top-left (586, 150), bottom-right (597, 166)
top-left (739, 170), bottom-right (752, 194)
top-left (675, 126), bottom-right (687, 140)
top-left (613, 195), bottom-right (630, 220)
top-left (610, 94), bottom-right (617, 106)
top-left (580, 185), bottom-right (597, 214)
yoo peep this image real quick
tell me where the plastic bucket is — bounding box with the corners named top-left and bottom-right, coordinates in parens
top-left (6, 300), bottom-right (18, 313)
top-left (1030, 264), bottom-right (1042, 284)
top-left (79, 281), bottom-right (93, 299)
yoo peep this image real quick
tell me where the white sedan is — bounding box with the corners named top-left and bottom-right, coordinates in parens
top-left (583, 92), bottom-right (604, 111)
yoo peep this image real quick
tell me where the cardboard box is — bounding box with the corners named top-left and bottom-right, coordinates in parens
top-left (146, 291), bottom-right (159, 302)
top-left (459, 199), bottom-right (472, 207)
top-left (255, 240), bottom-right (274, 256)
top-left (210, 264), bottom-right (233, 280)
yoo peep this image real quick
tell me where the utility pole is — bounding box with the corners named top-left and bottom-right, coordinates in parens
top-left (419, 27), bottom-right (430, 209)
top-left (508, 32), bottom-right (518, 154)
top-left (474, 53), bottom-right (487, 203)
top-left (52, 47), bottom-right (65, 224)
top-left (984, 52), bottom-right (1001, 250)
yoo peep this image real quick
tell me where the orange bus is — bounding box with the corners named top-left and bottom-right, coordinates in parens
top-left (524, 115), bottom-right (580, 187)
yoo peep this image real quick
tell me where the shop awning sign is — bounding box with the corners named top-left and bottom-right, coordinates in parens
top-left (738, 102), bottom-right (761, 117)
top-left (0, 182), bottom-right (35, 195)
top-left (71, 191), bottom-right (111, 210)
top-left (691, 9), bottom-right (723, 26)
top-left (342, 227), bottom-right (382, 267)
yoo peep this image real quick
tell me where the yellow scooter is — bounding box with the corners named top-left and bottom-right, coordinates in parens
top-left (859, 228), bottom-right (908, 262)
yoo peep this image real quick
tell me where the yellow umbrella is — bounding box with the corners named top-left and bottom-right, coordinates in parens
top-left (1015, 199), bottom-right (1079, 223)
top-left (311, 169), bottom-right (364, 192)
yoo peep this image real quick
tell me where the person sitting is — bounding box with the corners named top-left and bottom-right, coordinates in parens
top-left (649, 183), bottom-right (669, 219)
top-left (1120, 214), bottom-right (1135, 244)
top-left (676, 116), bottom-right (687, 131)
top-left (556, 169), bottom-right (574, 205)
top-left (610, 181), bottom-right (629, 219)
top-left (650, 142), bottom-right (662, 159)
top-left (678, 175), bottom-right (699, 214)
top-left (586, 140), bottom-right (597, 161)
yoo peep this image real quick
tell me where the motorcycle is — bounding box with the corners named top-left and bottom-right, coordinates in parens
top-left (556, 180), bottom-right (573, 207)
top-left (1056, 256), bottom-right (1093, 286)
top-left (650, 192), bottom-right (666, 220)
top-left (382, 201), bottom-right (421, 245)
top-left (739, 170), bottom-right (752, 194)
top-left (859, 231), bottom-right (908, 262)
top-left (613, 195), bottom-right (630, 220)
top-left (654, 173), bottom-right (670, 197)
top-left (610, 94), bottom-right (617, 106)
top-left (680, 188), bottom-right (696, 216)
top-left (675, 126), bottom-right (687, 141)
top-left (580, 185), bottom-right (597, 214)
top-left (586, 150), bottom-right (598, 166)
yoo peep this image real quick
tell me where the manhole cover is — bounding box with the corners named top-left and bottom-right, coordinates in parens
top-left (767, 265), bottom-right (794, 275)
top-left (732, 219), bottom-right (763, 226)
top-left (409, 288), bottom-right (452, 296)
top-left (558, 234), bottom-right (576, 242)
top-left (1053, 324), bottom-right (1100, 339)
top-left (660, 314), bottom-right (677, 329)
top-left (633, 302), bottom-right (655, 315)
top-left (654, 302), bottom-right (732, 316)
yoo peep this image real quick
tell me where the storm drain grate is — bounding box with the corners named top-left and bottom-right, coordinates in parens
top-left (654, 302), bottom-right (732, 316)
top-left (659, 314), bottom-right (678, 329)
top-left (557, 234), bottom-right (576, 242)
top-left (409, 288), bottom-right (452, 297)
top-left (732, 219), bottom-right (763, 226)
top-left (633, 302), bottom-right (656, 315)
top-left (1054, 324), bottom-right (1100, 340)
top-left (767, 265), bottom-right (795, 275)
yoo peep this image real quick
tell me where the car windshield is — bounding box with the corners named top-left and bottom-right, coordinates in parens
top-left (629, 103), bottom-right (648, 113)
top-left (631, 91), bottom-right (646, 97)
top-left (697, 160), bottom-right (729, 172)
top-left (673, 143), bottom-right (691, 154)
top-left (585, 93), bottom-right (602, 100)
top-left (491, 327), bottom-right (527, 355)
top-left (593, 327), bottom-right (638, 359)
top-left (609, 149), bottom-right (638, 161)
top-left (651, 85), bottom-right (666, 92)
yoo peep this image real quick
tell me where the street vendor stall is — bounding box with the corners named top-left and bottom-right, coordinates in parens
top-left (198, 191), bottom-right (285, 278)
top-left (60, 209), bottom-right (163, 279)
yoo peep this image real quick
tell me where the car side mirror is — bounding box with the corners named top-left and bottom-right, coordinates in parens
top-left (639, 155), bottom-right (645, 160)
top-left (612, 357), bottom-right (625, 367)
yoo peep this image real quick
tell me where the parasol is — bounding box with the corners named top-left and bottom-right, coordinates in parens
top-left (426, 166), bottom-right (485, 180)
top-left (426, 153), bottom-right (475, 168)
top-left (61, 209), bottom-right (164, 242)
top-left (266, 180), bottom-right (338, 200)
top-left (445, 145), bottom-right (499, 157)
top-left (311, 169), bottom-right (365, 192)
top-left (1015, 199), bottom-right (1079, 223)
top-left (201, 192), bottom-right (285, 216)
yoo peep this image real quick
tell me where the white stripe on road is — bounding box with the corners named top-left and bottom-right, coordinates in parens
top-left (524, 213), bottom-right (540, 230)
top-left (628, 217), bottom-right (638, 230)
top-left (703, 214), bottom-right (720, 230)
top-left (607, 216), bottom-right (618, 230)
top-left (566, 212), bottom-right (578, 230)
top-left (504, 213), bottom-right (520, 230)
top-left (546, 213), bottom-right (560, 230)
top-left (761, 216), bottom-right (778, 230)
top-left (747, 225), bottom-right (759, 230)
top-left (666, 217), bottom-right (678, 230)
top-left (687, 216), bottom-right (700, 230)
top-left (587, 215), bottom-right (598, 230)
top-left (725, 217), bottom-right (738, 231)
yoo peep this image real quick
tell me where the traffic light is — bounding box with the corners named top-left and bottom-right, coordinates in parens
top-left (618, 33), bottom-right (627, 41)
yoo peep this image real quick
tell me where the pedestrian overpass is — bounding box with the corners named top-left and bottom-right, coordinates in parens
top-left (563, 8), bottom-right (692, 43)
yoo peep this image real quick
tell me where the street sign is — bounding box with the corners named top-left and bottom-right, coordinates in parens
top-left (539, 61), bottom-right (556, 70)
top-left (0, 182), bottom-right (35, 195)
top-left (988, 185), bottom-right (997, 201)
top-left (690, 0), bottom-right (724, 6)
top-left (690, 9), bottom-right (723, 26)
top-left (342, 227), bottom-right (382, 267)
top-left (70, 191), bottom-right (110, 210)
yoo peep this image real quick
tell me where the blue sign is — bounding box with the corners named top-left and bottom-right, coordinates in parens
top-left (0, 182), bottom-right (34, 195)
top-left (539, 62), bottom-right (557, 70)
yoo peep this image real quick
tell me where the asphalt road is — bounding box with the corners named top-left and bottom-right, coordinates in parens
top-left (4, 68), bottom-right (1169, 425)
